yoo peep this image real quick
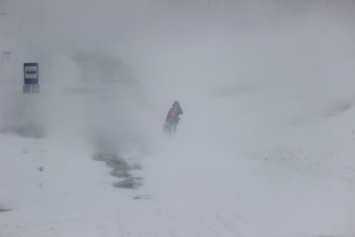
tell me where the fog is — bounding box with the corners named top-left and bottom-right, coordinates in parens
top-left (1, 0), bottom-right (355, 160)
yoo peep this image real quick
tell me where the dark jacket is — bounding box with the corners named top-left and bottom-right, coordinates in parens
top-left (166, 101), bottom-right (183, 125)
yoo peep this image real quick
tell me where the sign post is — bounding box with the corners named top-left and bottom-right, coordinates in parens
top-left (23, 63), bottom-right (40, 93)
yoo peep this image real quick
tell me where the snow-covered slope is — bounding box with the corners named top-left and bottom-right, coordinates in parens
top-left (1, 1), bottom-right (355, 236)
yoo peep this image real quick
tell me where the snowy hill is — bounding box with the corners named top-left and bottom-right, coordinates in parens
top-left (1, 1), bottom-right (355, 236)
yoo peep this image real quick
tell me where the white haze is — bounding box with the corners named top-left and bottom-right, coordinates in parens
top-left (1, 0), bottom-right (355, 236)
top-left (1, 0), bottom-right (355, 152)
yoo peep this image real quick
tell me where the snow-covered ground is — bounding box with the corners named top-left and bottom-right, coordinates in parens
top-left (1, 1), bottom-right (355, 236)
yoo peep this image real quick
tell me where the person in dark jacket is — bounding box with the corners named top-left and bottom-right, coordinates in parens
top-left (164, 101), bottom-right (183, 136)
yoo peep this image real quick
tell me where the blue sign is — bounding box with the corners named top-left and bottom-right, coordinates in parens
top-left (24, 63), bottom-right (38, 84)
